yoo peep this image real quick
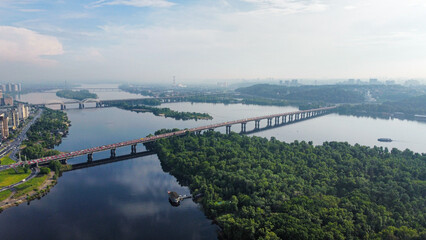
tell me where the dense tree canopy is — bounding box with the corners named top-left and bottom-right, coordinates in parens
top-left (22, 109), bottom-right (69, 159)
top-left (146, 130), bottom-right (426, 239)
top-left (56, 89), bottom-right (97, 101)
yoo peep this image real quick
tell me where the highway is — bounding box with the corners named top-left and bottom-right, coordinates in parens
top-left (0, 109), bottom-right (43, 171)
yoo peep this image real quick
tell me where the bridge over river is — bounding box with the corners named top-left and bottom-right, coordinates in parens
top-left (6, 106), bottom-right (335, 170)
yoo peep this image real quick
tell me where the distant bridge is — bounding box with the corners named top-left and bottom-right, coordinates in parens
top-left (6, 106), bottom-right (336, 169)
top-left (35, 96), bottom-right (188, 110)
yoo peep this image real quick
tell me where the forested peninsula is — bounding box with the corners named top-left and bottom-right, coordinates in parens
top-left (56, 89), bottom-right (97, 100)
top-left (21, 108), bottom-right (70, 159)
top-left (146, 130), bottom-right (426, 240)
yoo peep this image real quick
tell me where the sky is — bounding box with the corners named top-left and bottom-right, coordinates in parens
top-left (1, 0), bottom-right (426, 84)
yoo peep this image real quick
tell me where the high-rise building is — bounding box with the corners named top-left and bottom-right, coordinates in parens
top-left (0, 113), bottom-right (9, 139)
top-left (18, 104), bottom-right (29, 120)
top-left (9, 109), bottom-right (19, 129)
top-left (3, 96), bottom-right (13, 106)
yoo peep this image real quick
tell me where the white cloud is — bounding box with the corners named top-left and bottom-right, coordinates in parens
top-left (241, 0), bottom-right (327, 15)
top-left (0, 26), bottom-right (63, 64)
top-left (88, 0), bottom-right (175, 8)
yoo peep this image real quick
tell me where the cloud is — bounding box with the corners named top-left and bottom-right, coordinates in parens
top-left (88, 0), bottom-right (175, 8)
top-left (241, 0), bottom-right (327, 15)
top-left (19, 9), bottom-right (45, 12)
top-left (0, 26), bottom-right (63, 64)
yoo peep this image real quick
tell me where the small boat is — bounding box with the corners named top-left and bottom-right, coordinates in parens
top-left (378, 138), bottom-right (392, 142)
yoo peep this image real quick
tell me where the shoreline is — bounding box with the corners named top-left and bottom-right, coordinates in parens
top-left (0, 171), bottom-right (57, 213)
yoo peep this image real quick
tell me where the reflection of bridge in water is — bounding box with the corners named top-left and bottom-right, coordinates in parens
top-left (6, 106), bottom-right (336, 169)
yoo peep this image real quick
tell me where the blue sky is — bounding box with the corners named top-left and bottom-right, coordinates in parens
top-left (1, 0), bottom-right (426, 83)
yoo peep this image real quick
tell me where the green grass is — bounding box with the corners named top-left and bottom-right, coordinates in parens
top-left (13, 174), bottom-right (48, 198)
top-left (0, 168), bottom-right (30, 188)
top-left (0, 153), bottom-right (15, 165)
top-left (0, 190), bottom-right (12, 201)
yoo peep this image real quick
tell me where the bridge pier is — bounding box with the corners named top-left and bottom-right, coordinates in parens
top-left (79, 103), bottom-right (85, 109)
top-left (131, 144), bottom-right (137, 154)
top-left (240, 123), bottom-right (246, 133)
top-left (110, 149), bottom-right (116, 158)
top-left (254, 120), bottom-right (260, 129)
top-left (61, 104), bottom-right (66, 110)
top-left (282, 115), bottom-right (287, 124)
top-left (96, 102), bottom-right (102, 108)
top-left (88, 153), bottom-right (93, 162)
top-left (267, 118), bottom-right (272, 127)
top-left (60, 159), bottom-right (67, 164)
top-left (226, 125), bottom-right (231, 134)
top-left (275, 116), bottom-right (280, 125)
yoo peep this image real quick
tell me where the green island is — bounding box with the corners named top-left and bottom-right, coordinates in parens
top-left (111, 102), bottom-right (213, 121)
top-left (146, 130), bottom-right (426, 240)
top-left (21, 108), bottom-right (70, 159)
top-left (0, 154), bottom-right (15, 165)
top-left (56, 89), bottom-right (98, 101)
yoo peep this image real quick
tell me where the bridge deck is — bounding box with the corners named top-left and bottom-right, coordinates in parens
top-left (8, 106), bottom-right (335, 169)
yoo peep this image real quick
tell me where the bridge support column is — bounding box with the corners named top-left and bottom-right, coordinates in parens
top-left (267, 118), bottom-right (272, 127)
top-left (60, 159), bottom-right (67, 164)
top-left (289, 114), bottom-right (293, 122)
top-left (88, 153), bottom-right (93, 162)
top-left (241, 123), bottom-right (246, 133)
top-left (282, 115), bottom-right (287, 124)
top-left (226, 125), bottom-right (231, 134)
top-left (254, 120), bottom-right (260, 129)
top-left (110, 149), bottom-right (116, 158)
top-left (275, 116), bottom-right (280, 125)
top-left (196, 130), bottom-right (201, 135)
top-left (131, 144), bottom-right (137, 154)
top-left (79, 103), bottom-right (84, 109)
top-left (61, 104), bottom-right (66, 110)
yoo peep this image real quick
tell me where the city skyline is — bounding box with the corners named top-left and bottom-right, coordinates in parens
top-left (1, 0), bottom-right (426, 83)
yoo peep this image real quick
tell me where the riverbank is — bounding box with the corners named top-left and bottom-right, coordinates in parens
top-left (21, 108), bottom-right (70, 160)
top-left (0, 171), bottom-right (56, 212)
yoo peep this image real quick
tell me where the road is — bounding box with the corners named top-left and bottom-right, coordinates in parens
top-left (0, 109), bottom-right (43, 171)
top-left (0, 167), bottom-right (39, 193)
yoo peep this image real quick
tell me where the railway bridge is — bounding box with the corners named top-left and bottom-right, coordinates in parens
top-left (6, 106), bottom-right (335, 169)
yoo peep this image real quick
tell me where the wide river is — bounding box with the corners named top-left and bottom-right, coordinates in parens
top-left (1, 85), bottom-right (425, 239)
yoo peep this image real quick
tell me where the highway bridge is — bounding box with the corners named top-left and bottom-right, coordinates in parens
top-left (35, 96), bottom-right (188, 110)
top-left (6, 106), bottom-right (336, 169)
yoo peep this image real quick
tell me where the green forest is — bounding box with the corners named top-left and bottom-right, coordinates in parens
top-left (22, 108), bottom-right (70, 159)
top-left (56, 89), bottom-right (97, 100)
top-left (146, 130), bottom-right (426, 240)
top-left (337, 95), bottom-right (426, 118)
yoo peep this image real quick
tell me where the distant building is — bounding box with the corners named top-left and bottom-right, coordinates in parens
top-left (9, 109), bottom-right (19, 130)
top-left (0, 113), bottom-right (9, 139)
top-left (18, 104), bottom-right (29, 120)
top-left (386, 80), bottom-right (396, 85)
top-left (369, 78), bottom-right (379, 85)
top-left (0, 90), bottom-right (3, 99)
top-left (3, 96), bottom-right (13, 106)
top-left (404, 80), bottom-right (420, 86)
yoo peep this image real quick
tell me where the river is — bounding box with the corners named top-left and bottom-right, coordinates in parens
top-left (1, 85), bottom-right (425, 240)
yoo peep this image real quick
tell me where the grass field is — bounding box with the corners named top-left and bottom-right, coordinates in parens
top-left (0, 153), bottom-right (15, 165)
top-left (0, 168), bottom-right (30, 188)
top-left (13, 174), bottom-right (48, 198)
top-left (0, 190), bottom-right (12, 201)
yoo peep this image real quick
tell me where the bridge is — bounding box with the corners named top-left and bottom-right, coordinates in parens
top-left (36, 96), bottom-right (188, 110)
top-left (6, 106), bottom-right (335, 169)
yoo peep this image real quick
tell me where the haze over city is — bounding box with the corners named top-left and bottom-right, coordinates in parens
top-left (1, 0), bottom-right (426, 83)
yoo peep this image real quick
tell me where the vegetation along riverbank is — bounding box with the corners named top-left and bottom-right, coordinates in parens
top-left (21, 108), bottom-right (70, 160)
top-left (146, 129), bottom-right (426, 240)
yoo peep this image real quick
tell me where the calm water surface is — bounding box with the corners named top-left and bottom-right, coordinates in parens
top-left (1, 87), bottom-right (425, 240)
